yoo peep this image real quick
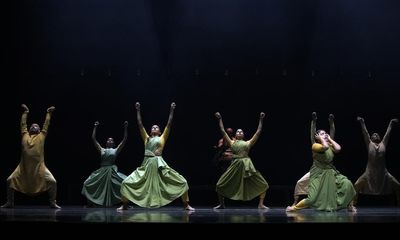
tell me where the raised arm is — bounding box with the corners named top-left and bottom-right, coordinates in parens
top-left (160, 102), bottom-right (175, 141)
top-left (357, 117), bottom-right (370, 146)
top-left (92, 121), bottom-right (101, 151)
top-left (248, 112), bottom-right (265, 148)
top-left (21, 104), bottom-right (29, 135)
top-left (116, 121), bottom-right (128, 154)
top-left (310, 112), bottom-right (317, 144)
top-left (215, 112), bottom-right (232, 147)
top-left (136, 102), bottom-right (149, 142)
top-left (382, 118), bottom-right (398, 146)
top-left (328, 114), bottom-right (335, 140)
top-left (327, 134), bottom-right (341, 153)
top-left (42, 106), bottom-right (55, 135)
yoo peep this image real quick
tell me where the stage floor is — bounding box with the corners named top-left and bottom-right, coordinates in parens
top-left (1, 206), bottom-right (399, 223)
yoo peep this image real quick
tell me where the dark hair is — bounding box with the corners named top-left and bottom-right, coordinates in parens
top-left (226, 128), bottom-right (234, 137)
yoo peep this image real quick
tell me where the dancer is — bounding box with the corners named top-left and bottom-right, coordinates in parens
top-left (118, 102), bottom-right (194, 210)
top-left (2, 104), bottom-right (60, 209)
top-left (286, 113), bottom-right (356, 212)
top-left (353, 117), bottom-right (400, 206)
top-left (291, 112), bottom-right (335, 206)
top-left (82, 121), bottom-right (128, 207)
top-left (213, 127), bottom-right (235, 176)
top-left (214, 112), bottom-right (269, 209)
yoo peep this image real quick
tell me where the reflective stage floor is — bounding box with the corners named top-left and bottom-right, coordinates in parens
top-left (1, 206), bottom-right (399, 224)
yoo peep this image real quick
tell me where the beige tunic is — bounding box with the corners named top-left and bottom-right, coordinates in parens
top-left (355, 120), bottom-right (399, 195)
top-left (8, 111), bottom-right (56, 195)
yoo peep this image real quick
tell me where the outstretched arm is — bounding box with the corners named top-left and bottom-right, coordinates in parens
top-left (248, 112), bottom-right (265, 148)
top-left (310, 112), bottom-right (317, 144)
top-left (328, 114), bottom-right (335, 140)
top-left (21, 104), bottom-right (29, 135)
top-left (357, 117), bottom-right (370, 147)
top-left (161, 102), bottom-right (175, 141)
top-left (136, 102), bottom-right (149, 142)
top-left (215, 112), bottom-right (232, 147)
top-left (92, 121), bottom-right (101, 151)
top-left (116, 121), bottom-right (128, 154)
top-left (42, 106), bottom-right (55, 135)
top-left (382, 118), bottom-right (398, 146)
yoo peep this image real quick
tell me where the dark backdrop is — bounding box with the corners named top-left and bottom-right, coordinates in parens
top-left (3, 0), bottom-right (400, 206)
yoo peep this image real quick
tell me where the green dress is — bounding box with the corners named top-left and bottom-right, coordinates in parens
top-left (216, 140), bottom-right (269, 201)
top-left (120, 136), bottom-right (189, 208)
top-left (304, 147), bottom-right (356, 211)
top-left (82, 148), bottom-right (127, 206)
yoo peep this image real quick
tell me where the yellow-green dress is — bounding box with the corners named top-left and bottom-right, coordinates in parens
top-left (120, 126), bottom-right (188, 208)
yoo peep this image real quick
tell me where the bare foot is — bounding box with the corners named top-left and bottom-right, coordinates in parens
top-left (258, 204), bottom-right (269, 209)
top-left (50, 203), bottom-right (61, 209)
top-left (213, 204), bottom-right (226, 209)
top-left (286, 206), bottom-right (297, 212)
top-left (1, 202), bottom-right (14, 208)
top-left (117, 205), bottom-right (128, 211)
top-left (348, 205), bottom-right (357, 213)
top-left (185, 205), bottom-right (195, 211)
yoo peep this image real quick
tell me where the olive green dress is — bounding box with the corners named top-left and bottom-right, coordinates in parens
top-left (216, 140), bottom-right (268, 201)
top-left (304, 146), bottom-right (356, 211)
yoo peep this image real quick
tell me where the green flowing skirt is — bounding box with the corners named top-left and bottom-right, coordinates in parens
top-left (121, 155), bottom-right (189, 208)
top-left (216, 157), bottom-right (269, 201)
top-left (82, 165), bottom-right (127, 206)
top-left (305, 165), bottom-right (356, 211)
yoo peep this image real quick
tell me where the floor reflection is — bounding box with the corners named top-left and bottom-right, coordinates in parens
top-left (212, 208), bottom-right (269, 223)
top-left (117, 209), bottom-right (194, 223)
top-left (1, 206), bottom-right (399, 223)
top-left (1, 207), bottom-right (60, 222)
top-left (285, 210), bottom-right (356, 223)
top-left (82, 208), bottom-right (122, 222)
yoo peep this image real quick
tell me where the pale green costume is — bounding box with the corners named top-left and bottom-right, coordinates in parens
top-left (82, 148), bottom-right (127, 206)
top-left (120, 126), bottom-right (189, 208)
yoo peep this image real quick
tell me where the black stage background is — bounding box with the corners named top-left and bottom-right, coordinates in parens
top-left (2, 0), bottom-right (400, 207)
